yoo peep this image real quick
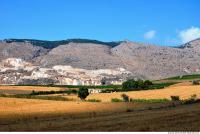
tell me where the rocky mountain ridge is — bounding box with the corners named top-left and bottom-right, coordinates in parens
top-left (0, 38), bottom-right (200, 85)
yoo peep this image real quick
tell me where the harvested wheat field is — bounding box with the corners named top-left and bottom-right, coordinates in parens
top-left (87, 85), bottom-right (200, 102)
top-left (0, 97), bottom-right (169, 119)
top-left (0, 86), bottom-right (68, 94)
top-left (0, 97), bottom-right (200, 131)
top-left (0, 97), bottom-right (137, 122)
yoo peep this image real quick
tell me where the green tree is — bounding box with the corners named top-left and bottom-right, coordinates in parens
top-left (144, 80), bottom-right (153, 86)
top-left (78, 87), bottom-right (89, 100)
top-left (121, 94), bottom-right (129, 102)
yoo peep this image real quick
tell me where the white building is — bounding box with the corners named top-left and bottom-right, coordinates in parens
top-left (88, 89), bottom-right (102, 94)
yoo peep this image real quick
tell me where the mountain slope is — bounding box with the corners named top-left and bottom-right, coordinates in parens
top-left (0, 38), bottom-right (200, 82)
top-left (112, 41), bottom-right (200, 79)
top-left (0, 41), bottom-right (48, 62)
top-left (39, 42), bottom-right (123, 69)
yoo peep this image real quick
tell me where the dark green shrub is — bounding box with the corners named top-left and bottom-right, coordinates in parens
top-left (111, 98), bottom-right (123, 102)
top-left (144, 80), bottom-right (153, 86)
top-left (192, 80), bottom-right (200, 85)
top-left (87, 99), bottom-right (101, 102)
top-left (130, 98), bottom-right (170, 103)
top-left (78, 87), bottom-right (89, 100)
top-left (71, 90), bottom-right (77, 94)
top-left (30, 90), bottom-right (77, 95)
top-left (122, 79), bottom-right (154, 91)
top-left (190, 94), bottom-right (197, 100)
top-left (0, 94), bottom-right (70, 101)
top-left (122, 79), bottom-right (142, 90)
top-left (121, 94), bottom-right (129, 102)
top-left (171, 96), bottom-right (180, 101)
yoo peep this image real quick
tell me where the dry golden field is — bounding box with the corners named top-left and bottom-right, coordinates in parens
top-left (55, 84), bottom-right (200, 102)
top-left (0, 84), bottom-right (200, 131)
top-left (86, 84), bottom-right (200, 102)
top-left (0, 97), bottom-right (200, 131)
top-left (1, 84), bottom-right (200, 102)
top-left (0, 85), bottom-right (68, 94)
top-left (0, 97), bottom-right (168, 131)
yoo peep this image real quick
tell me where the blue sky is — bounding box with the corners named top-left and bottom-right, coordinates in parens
top-left (0, 0), bottom-right (200, 46)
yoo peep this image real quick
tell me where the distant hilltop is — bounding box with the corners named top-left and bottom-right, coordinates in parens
top-left (2, 38), bottom-right (122, 49)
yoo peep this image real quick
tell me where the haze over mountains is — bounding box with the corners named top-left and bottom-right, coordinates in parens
top-left (0, 38), bottom-right (200, 85)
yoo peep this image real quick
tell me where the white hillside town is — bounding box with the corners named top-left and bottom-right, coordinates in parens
top-left (0, 58), bottom-right (131, 85)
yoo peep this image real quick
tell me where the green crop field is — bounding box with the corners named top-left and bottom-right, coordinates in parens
top-left (166, 74), bottom-right (200, 80)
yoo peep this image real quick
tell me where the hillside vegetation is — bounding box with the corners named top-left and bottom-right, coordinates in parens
top-left (4, 38), bottom-right (121, 49)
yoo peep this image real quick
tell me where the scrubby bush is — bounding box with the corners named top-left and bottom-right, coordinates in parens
top-left (183, 95), bottom-right (198, 104)
top-left (130, 98), bottom-right (170, 103)
top-left (171, 96), bottom-right (180, 101)
top-left (87, 99), bottom-right (101, 102)
top-left (192, 80), bottom-right (200, 85)
top-left (30, 90), bottom-right (77, 95)
top-left (78, 87), bottom-right (89, 100)
top-left (31, 90), bottom-right (36, 95)
top-left (121, 94), bottom-right (129, 102)
top-left (0, 94), bottom-right (70, 101)
top-left (190, 94), bottom-right (197, 100)
top-left (111, 98), bottom-right (123, 102)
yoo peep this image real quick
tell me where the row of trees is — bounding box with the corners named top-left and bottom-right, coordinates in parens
top-left (78, 79), bottom-right (154, 100)
top-left (122, 79), bottom-right (153, 91)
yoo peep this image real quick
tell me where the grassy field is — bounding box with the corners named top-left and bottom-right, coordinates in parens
top-left (0, 97), bottom-right (200, 131)
top-left (166, 74), bottom-right (200, 80)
